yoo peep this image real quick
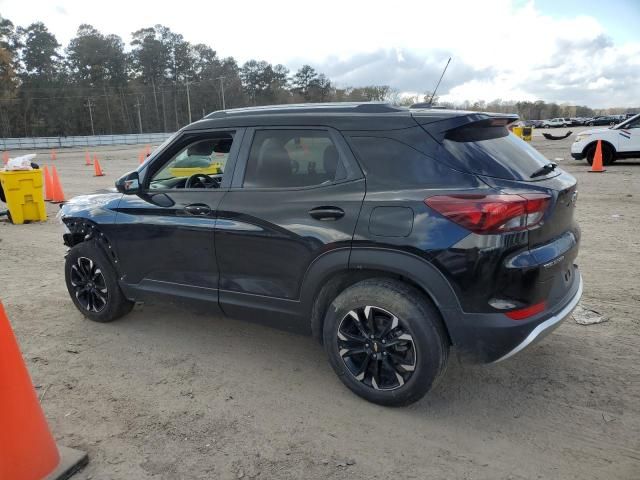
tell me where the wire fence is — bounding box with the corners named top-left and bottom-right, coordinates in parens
top-left (0, 133), bottom-right (174, 151)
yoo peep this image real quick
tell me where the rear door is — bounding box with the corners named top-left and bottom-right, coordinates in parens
top-left (214, 126), bottom-right (365, 323)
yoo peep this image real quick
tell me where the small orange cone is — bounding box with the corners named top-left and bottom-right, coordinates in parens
top-left (145, 144), bottom-right (151, 156)
top-left (94, 158), bottom-right (105, 177)
top-left (2, 151), bottom-right (8, 164)
top-left (50, 149), bottom-right (57, 161)
top-left (85, 151), bottom-right (92, 166)
top-left (589, 140), bottom-right (606, 173)
top-left (0, 302), bottom-right (88, 480)
top-left (51, 166), bottom-right (66, 203)
top-left (43, 165), bottom-right (54, 201)
top-left (138, 150), bottom-right (145, 165)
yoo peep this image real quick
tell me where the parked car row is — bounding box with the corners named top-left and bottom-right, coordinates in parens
top-left (583, 116), bottom-right (621, 126)
top-left (520, 115), bottom-right (636, 129)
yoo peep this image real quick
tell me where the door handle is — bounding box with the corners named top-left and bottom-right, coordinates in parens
top-left (308, 206), bottom-right (345, 221)
top-left (184, 203), bottom-right (212, 216)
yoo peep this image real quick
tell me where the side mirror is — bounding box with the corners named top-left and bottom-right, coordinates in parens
top-left (115, 171), bottom-right (141, 194)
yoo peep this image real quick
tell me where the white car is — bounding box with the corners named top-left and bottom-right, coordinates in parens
top-left (571, 113), bottom-right (640, 165)
top-left (541, 118), bottom-right (570, 128)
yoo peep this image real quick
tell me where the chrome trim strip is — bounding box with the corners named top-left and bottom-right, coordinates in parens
top-left (492, 273), bottom-right (583, 363)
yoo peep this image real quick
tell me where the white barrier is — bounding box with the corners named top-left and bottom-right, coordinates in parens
top-left (0, 133), bottom-right (174, 150)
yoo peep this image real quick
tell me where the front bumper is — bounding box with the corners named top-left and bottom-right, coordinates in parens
top-left (571, 151), bottom-right (585, 160)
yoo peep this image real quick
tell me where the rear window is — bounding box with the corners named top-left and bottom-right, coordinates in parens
top-left (443, 125), bottom-right (555, 181)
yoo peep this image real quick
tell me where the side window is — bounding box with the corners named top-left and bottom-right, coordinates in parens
top-left (349, 136), bottom-right (441, 187)
top-left (150, 132), bottom-right (235, 189)
top-left (243, 130), bottom-right (346, 188)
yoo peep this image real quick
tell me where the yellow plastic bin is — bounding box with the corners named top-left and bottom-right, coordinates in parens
top-left (0, 169), bottom-right (47, 224)
top-left (512, 126), bottom-right (524, 139)
top-left (512, 126), bottom-right (532, 142)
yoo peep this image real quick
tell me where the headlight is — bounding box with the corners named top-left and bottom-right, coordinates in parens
top-left (55, 209), bottom-right (71, 234)
top-left (574, 134), bottom-right (590, 143)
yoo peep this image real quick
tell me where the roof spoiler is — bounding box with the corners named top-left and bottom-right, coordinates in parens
top-left (415, 112), bottom-right (519, 142)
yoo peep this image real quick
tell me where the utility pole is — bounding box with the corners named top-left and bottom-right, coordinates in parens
top-left (85, 98), bottom-right (95, 136)
top-left (217, 76), bottom-right (226, 110)
top-left (151, 77), bottom-right (160, 129)
top-left (103, 86), bottom-right (113, 134)
top-left (161, 88), bottom-right (167, 132)
top-left (173, 83), bottom-right (179, 130)
top-left (185, 80), bottom-right (192, 124)
top-left (134, 97), bottom-right (143, 134)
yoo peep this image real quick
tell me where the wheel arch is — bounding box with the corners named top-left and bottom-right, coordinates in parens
top-left (582, 139), bottom-right (616, 157)
top-left (63, 217), bottom-right (121, 273)
top-left (301, 248), bottom-right (460, 345)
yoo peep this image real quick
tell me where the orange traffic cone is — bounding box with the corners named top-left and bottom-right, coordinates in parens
top-left (590, 140), bottom-right (606, 173)
top-left (51, 166), bottom-right (66, 203)
top-left (145, 144), bottom-right (151, 156)
top-left (2, 151), bottom-right (8, 164)
top-left (50, 149), bottom-right (57, 161)
top-left (43, 165), bottom-right (54, 201)
top-left (94, 158), bottom-right (105, 177)
top-left (0, 302), bottom-right (88, 480)
top-left (85, 151), bottom-right (92, 166)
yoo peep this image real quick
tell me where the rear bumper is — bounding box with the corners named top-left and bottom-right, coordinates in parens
top-left (445, 266), bottom-right (582, 363)
top-left (491, 271), bottom-right (583, 363)
top-left (571, 152), bottom-right (585, 160)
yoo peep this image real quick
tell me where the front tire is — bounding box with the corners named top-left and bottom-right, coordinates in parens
top-left (65, 241), bottom-right (134, 322)
top-left (322, 278), bottom-right (448, 406)
top-left (586, 143), bottom-right (616, 166)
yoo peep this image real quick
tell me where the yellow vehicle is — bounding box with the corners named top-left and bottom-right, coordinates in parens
top-left (169, 161), bottom-right (223, 178)
top-left (150, 138), bottom-right (231, 186)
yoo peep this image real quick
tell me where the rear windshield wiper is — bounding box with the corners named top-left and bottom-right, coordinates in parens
top-left (530, 162), bottom-right (557, 178)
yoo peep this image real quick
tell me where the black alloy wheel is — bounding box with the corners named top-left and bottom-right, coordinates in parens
top-left (69, 256), bottom-right (109, 313)
top-left (337, 305), bottom-right (417, 391)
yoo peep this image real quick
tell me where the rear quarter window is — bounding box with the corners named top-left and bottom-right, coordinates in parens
top-left (347, 136), bottom-right (454, 187)
top-left (443, 126), bottom-right (555, 181)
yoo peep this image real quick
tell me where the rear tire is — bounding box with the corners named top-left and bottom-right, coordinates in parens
top-left (65, 241), bottom-right (133, 322)
top-left (586, 143), bottom-right (616, 166)
top-left (322, 278), bottom-right (448, 406)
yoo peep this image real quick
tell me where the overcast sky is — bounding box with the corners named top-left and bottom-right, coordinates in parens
top-left (1, 0), bottom-right (638, 107)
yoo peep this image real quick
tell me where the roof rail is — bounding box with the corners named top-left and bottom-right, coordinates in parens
top-left (409, 102), bottom-right (448, 109)
top-left (205, 102), bottom-right (404, 118)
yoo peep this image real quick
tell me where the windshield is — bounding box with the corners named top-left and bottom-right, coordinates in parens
top-left (146, 131), bottom-right (180, 163)
top-left (613, 113), bottom-right (640, 130)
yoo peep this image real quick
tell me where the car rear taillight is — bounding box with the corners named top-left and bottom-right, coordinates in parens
top-left (425, 193), bottom-right (551, 234)
top-left (505, 301), bottom-right (546, 320)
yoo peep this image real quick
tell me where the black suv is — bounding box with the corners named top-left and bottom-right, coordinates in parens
top-left (61, 103), bottom-right (582, 406)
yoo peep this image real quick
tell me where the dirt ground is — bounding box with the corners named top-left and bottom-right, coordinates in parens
top-left (1, 127), bottom-right (638, 480)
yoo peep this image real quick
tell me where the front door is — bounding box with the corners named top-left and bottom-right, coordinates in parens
top-left (617, 115), bottom-right (640, 153)
top-left (214, 127), bottom-right (365, 326)
top-left (113, 129), bottom-right (242, 303)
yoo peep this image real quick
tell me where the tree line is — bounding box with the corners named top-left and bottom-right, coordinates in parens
top-left (0, 16), bottom-right (635, 138)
